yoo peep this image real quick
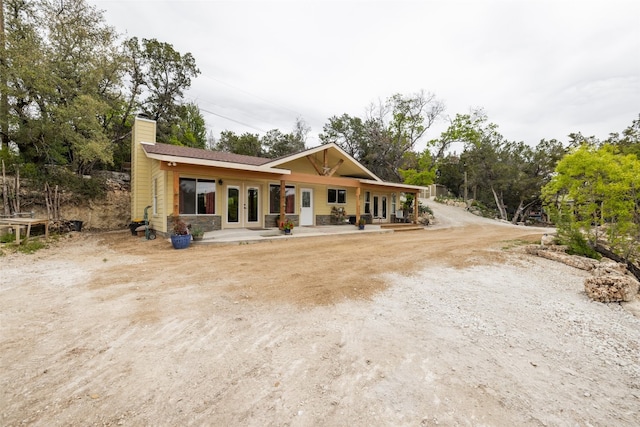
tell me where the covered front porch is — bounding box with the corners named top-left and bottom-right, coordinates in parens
top-left (182, 222), bottom-right (424, 245)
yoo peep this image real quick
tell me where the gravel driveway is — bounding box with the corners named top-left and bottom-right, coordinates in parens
top-left (1, 201), bottom-right (639, 426)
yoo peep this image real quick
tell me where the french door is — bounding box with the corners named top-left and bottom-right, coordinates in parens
top-left (372, 194), bottom-right (388, 222)
top-left (226, 183), bottom-right (261, 228)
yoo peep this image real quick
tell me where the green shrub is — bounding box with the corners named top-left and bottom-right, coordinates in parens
top-left (469, 200), bottom-right (495, 218)
top-left (0, 233), bottom-right (14, 243)
top-left (561, 229), bottom-right (601, 260)
top-left (21, 164), bottom-right (107, 201)
top-left (17, 240), bottom-right (47, 254)
top-left (420, 203), bottom-right (433, 215)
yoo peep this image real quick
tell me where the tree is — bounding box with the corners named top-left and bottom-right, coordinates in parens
top-left (606, 114), bottom-right (640, 158)
top-left (4, 0), bottom-right (119, 174)
top-left (262, 117), bottom-right (308, 158)
top-left (215, 131), bottom-right (263, 157)
top-left (127, 37), bottom-right (200, 143)
top-left (167, 102), bottom-right (207, 148)
top-left (434, 154), bottom-right (465, 197)
top-left (501, 139), bottom-right (566, 224)
top-left (446, 111), bottom-right (509, 218)
top-left (398, 149), bottom-right (436, 187)
top-left (542, 144), bottom-right (640, 267)
top-left (320, 91), bottom-right (444, 181)
top-left (427, 109), bottom-right (569, 222)
top-left (319, 114), bottom-right (367, 158)
top-left (1, 0), bottom-right (202, 176)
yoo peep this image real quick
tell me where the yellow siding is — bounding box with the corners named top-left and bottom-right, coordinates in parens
top-left (130, 117), bottom-right (156, 222)
top-left (313, 186), bottom-right (359, 216)
top-left (279, 157), bottom-right (319, 175)
top-left (149, 162), bottom-right (167, 234)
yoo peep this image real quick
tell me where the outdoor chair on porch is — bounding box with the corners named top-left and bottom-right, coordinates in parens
top-left (395, 210), bottom-right (407, 223)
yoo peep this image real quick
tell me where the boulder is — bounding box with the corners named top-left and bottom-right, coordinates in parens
top-left (591, 261), bottom-right (628, 277)
top-left (584, 275), bottom-right (639, 303)
top-left (528, 247), bottom-right (599, 271)
top-left (540, 233), bottom-right (556, 246)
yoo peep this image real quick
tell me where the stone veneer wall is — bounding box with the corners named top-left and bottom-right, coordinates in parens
top-left (318, 214), bottom-right (373, 225)
top-left (166, 215), bottom-right (221, 236)
top-left (315, 215), bottom-right (332, 225)
top-left (265, 215), bottom-right (298, 228)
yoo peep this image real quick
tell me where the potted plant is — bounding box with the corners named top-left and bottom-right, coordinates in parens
top-left (280, 218), bottom-right (294, 235)
top-left (191, 226), bottom-right (204, 241)
top-left (331, 206), bottom-right (347, 224)
top-left (170, 216), bottom-right (191, 249)
top-left (357, 217), bottom-right (366, 230)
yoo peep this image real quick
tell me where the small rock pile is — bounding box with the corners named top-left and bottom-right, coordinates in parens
top-left (526, 235), bottom-right (640, 303)
top-left (584, 262), bottom-right (640, 303)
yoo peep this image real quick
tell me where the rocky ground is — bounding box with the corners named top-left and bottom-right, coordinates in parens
top-left (1, 202), bottom-right (639, 426)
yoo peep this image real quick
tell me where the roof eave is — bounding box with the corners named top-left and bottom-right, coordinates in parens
top-left (144, 152), bottom-right (291, 175)
top-left (358, 179), bottom-right (427, 191)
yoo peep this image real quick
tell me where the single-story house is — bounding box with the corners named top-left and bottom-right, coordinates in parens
top-left (130, 116), bottom-right (428, 235)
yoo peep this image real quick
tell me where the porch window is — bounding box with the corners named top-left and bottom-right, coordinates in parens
top-left (269, 184), bottom-right (295, 214)
top-left (327, 188), bottom-right (346, 204)
top-left (179, 178), bottom-right (216, 215)
top-left (364, 191), bottom-right (371, 214)
top-left (152, 177), bottom-right (158, 215)
top-left (391, 193), bottom-right (396, 214)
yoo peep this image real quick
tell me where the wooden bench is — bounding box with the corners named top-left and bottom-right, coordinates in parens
top-left (0, 218), bottom-right (49, 244)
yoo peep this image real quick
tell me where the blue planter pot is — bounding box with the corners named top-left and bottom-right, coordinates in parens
top-left (171, 234), bottom-right (191, 249)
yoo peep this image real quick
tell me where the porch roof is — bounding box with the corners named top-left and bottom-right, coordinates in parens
top-left (358, 179), bottom-right (427, 192)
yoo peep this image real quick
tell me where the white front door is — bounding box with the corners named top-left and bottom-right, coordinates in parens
top-left (300, 188), bottom-right (313, 226)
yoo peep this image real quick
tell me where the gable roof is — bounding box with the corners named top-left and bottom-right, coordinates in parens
top-left (263, 143), bottom-right (382, 181)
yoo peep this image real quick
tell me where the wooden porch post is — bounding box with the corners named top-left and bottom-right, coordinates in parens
top-left (414, 191), bottom-right (419, 224)
top-left (173, 172), bottom-right (179, 216)
top-left (279, 180), bottom-right (286, 226)
top-left (355, 186), bottom-right (361, 224)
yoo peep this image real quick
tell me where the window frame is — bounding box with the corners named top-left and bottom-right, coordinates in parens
top-left (269, 184), bottom-right (296, 214)
top-left (152, 177), bottom-right (158, 215)
top-left (179, 177), bottom-right (217, 215)
top-left (327, 188), bottom-right (347, 204)
top-left (364, 191), bottom-right (371, 214)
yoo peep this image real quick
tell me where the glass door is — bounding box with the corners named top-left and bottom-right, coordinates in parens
top-left (227, 186), bottom-right (240, 224)
top-left (372, 194), bottom-right (388, 222)
top-left (246, 186), bottom-right (259, 225)
top-left (226, 183), bottom-right (261, 228)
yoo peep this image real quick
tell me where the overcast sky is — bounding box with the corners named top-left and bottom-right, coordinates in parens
top-left (89, 0), bottom-right (640, 150)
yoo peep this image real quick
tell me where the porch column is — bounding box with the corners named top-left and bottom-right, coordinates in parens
top-left (414, 191), bottom-right (419, 224)
top-left (355, 186), bottom-right (361, 224)
top-left (279, 180), bottom-right (286, 226)
top-left (173, 172), bottom-right (179, 216)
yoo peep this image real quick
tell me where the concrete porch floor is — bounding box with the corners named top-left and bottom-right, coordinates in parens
top-left (193, 224), bottom-right (408, 245)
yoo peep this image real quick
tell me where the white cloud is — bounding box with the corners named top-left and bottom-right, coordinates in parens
top-left (91, 0), bottom-right (640, 147)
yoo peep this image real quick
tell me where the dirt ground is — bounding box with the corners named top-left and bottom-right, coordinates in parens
top-left (1, 202), bottom-right (639, 426)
